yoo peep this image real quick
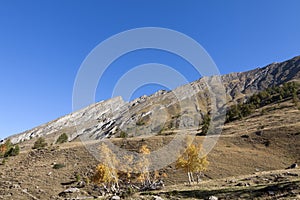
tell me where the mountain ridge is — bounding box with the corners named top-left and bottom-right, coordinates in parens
top-left (5, 55), bottom-right (300, 144)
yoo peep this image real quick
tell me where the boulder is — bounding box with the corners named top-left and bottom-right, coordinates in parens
top-left (111, 196), bottom-right (121, 200)
top-left (288, 163), bottom-right (298, 169)
top-left (208, 196), bottom-right (218, 200)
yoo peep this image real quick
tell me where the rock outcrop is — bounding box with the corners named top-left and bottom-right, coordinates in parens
top-left (5, 56), bottom-right (300, 144)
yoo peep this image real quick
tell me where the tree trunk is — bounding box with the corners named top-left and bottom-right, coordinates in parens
top-left (196, 172), bottom-right (201, 184)
top-left (187, 172), bottom-right (192, 185)
top-left (190, 172), bottom-right (195, 184)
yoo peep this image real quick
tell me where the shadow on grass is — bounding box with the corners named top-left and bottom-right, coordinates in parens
top-left (141, 180), bottom-right (300, 199)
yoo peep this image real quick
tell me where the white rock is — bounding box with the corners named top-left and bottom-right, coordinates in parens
top-left (208, 196), bottom-right (218, 200)
top-left (153, 196), bottom-right (164, 200)
top-left (63, 187), bottom-right (80, 193)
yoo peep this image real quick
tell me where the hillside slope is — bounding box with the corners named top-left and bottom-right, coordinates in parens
top-left (0, 96), bottom-right (299, 199)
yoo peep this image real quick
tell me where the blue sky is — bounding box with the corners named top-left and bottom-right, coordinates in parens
top-left (1, 0), bottom-right (300, 139)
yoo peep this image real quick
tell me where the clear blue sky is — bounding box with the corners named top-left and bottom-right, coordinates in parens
top-left (1, 0), bottom-right (300, 139)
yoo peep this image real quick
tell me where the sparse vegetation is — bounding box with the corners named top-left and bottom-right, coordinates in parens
top-left (0, 139), bottom-right (11, 157)
top-left (4, 145), bottom-right (20, 157)
top-left (136, 120), bottom-right (145, 126)
top-left (197, 113), bottom-right (211, 136)
top-left (1, 158), bottom-right (7, 165)
top-left (0, 139), bottom-right (20, 158)
top-left (226, 82), bottom-right (300, 123)
top-left (75, 173), bottom-right (81, 182)
top-left (53, 163), bottom-right (65, 169)
top-left (119, 131), bottom-right (127, 138)
top-left (32, 137), bottom-right (48, 149)
top-left (84, 177), bottom-right (90, 185)
top-left (55, 133), bottom-right (68, 144)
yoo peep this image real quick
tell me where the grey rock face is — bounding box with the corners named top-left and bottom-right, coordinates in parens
top-left (5, 56), bottom-right (300, 144)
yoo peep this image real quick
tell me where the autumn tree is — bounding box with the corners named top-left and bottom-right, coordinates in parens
top-left (0, 139), bottom-right (19, 158)
top-left (0, 139), bottom-right (11, 157)
top-left (118, 154), bottom-right (140, 184)
top-left (4, 144), bottom-right (20, 157)
top-left (175, 143), bottom-right (209, 184)
top-left (92, 142), bottom-right (119, 192)
top-left (92, 142), bottom-right (166, 194)
top-left (136, 144), bottom-right (165, 190)
top-left (136, 144), bottom-right (151, 186)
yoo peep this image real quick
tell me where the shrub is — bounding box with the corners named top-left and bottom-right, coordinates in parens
top-left (56, 133), bottom-right (68, 144)
top-left (136, 120), bottom-right (145, 126)
top-left (200, 114), bottom-right (210, 136)
top-left (1, 158), bottom-right (7, 165)
top-left (119, 131), bottom-right (127, 138)
top-left (33, 137), bottom-right (47, 149)
top-left (84, 177), bottom-right (90, 185)
top-left (75, 173), bottom-right (81, 182)
top-left (4, 145), bottom-right (20, 157)
top-left (0, 139), bottom-right (12, 157)
top-left (122, 187), bottom-right (137, 198)
top-left (1, 140), bottom-right (20, 158)
top-left (92, 163), bottom-right (117, 185)
top-left (226, 82), bottom-right (299, 123)
top-left (53, 163), bottom-right (65, 169)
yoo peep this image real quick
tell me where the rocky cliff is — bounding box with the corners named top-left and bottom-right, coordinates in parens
top-left (7, 56), bottom-right (300, 144)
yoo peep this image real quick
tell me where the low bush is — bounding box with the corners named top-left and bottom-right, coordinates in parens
top-left (56, 133), bottom-right (68, 144)
top-left (4, 145), bottom-right (19, 157)
top-left (0, 140), bottom-right (20, 158)
top-left (32, 137), bottom-right (47, 149)
top-left (53, 163), bottom-right (65, 169)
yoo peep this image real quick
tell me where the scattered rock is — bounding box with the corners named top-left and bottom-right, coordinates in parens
top-left (111, 195), bottom-right (121, 200)
top-left (256, 130), bottom-right (263, 136)
top-left (286, 163), bottom-right (298, 169)
top-left (208, 196), bottom-right (218, 200)
top-left (10, 184), bottom-right (20, 189)
top-left (229, 179), bottom-right (237, 183)
top-left (268, 190), bottom-right (275, 195)
top-left (235, 182), bottom-right (250, 187)
top-left (58, 187), bottom-right (80, 197)
top-left (65, 187), bottom-right (80, 193)
top-left (283, 172), bottom-right (299, 177)
top-left (153, 195), bottom-right (164, 200)
top-left (76, 181), bottom-right (86, 188)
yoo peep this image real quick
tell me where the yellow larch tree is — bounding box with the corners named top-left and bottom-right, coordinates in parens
top-left (175, 143), bottom-right (209, 184)
top-left (92, 142), bottom-right (119, 192)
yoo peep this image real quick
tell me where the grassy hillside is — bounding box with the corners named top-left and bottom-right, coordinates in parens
top-left (0, 89), bottom-right (299, 199)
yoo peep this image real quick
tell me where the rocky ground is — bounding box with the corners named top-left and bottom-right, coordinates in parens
top-left (141, 169), bottom-right (300, 200)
